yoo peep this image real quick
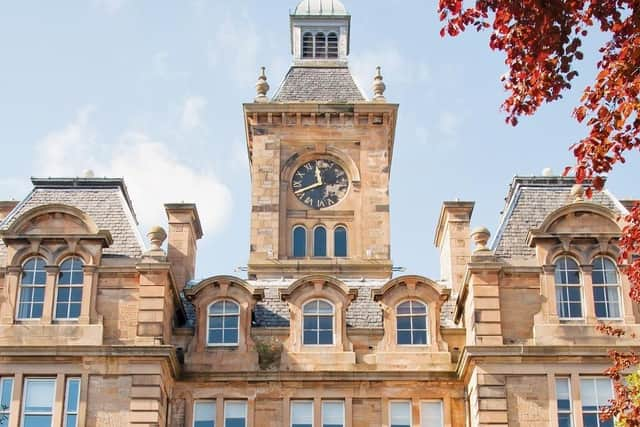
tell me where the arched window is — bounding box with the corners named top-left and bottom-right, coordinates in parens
top-left (17, 257), bottom-right (47, 319)
top-left (334, 226), bottom-right (347, 257)
top-left (302, 32), bottom-right (314, 58)
top-left (313, 226), bottom-right (327, 257)
top-left (55, 257), bottom-right (84, 320)
top-left (592, 257), bottom-right (621, 319)
top-left (315, 32), bottom-right (326, 58)
top-left (327, 32), bottom-right (339, 58)
top-left (396, 300), bottom-right (428, 345)
top-left (303, 300), bottom-right (333, 345)
top-left (555, 256), bottom-right (583, 319)
top-left (293, 226), bottom-right (307, 258)
top-left (207, 300), bottom-right (240, 346)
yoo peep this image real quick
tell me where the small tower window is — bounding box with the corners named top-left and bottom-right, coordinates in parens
top-left (302, 32), bottom-right (314, 58)
top-left (327, 32), bottom-right (339, 58)
top-left (315, 32), bottom-right (326, 58)
top-left (313, 226), bottom-right (327, 257)
top-left (334, 226), bottom-right (347, 257)
top-left (293, 226), bottom-right (307, 258)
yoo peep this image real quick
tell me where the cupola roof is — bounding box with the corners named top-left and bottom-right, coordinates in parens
top-left (292, 0), bottom-right (348, 16)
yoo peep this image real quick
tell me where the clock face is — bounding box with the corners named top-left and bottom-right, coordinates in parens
top-left (291, 159), bottom-right (349, 209)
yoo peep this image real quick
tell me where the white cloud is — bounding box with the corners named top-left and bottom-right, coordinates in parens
top-left (351, 46), bottom-right (431, 98)
top-left (181, 96), bottom-right (208, 131)
top-left (438, 111), bottom-right (461, 137)
top-left (34, 107), bottom-right (232, 235)
top-left (92, 0), bottom-right (126, 14)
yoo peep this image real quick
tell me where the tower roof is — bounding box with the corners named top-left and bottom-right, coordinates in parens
top-left (292, 0), bottom-right (348, 16)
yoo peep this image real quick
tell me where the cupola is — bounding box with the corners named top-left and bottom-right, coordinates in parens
top-left (290, 0), bottom-right (351, 64)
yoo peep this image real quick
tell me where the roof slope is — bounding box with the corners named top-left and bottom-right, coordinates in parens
top-left (0, 178), bottom-right (144, 260)
top-left (492, 177), bottom-right (625, 261)
top-left (292, 0), bottom-right (348, 16)
top-left (272, 67), bottom-right (366, 103)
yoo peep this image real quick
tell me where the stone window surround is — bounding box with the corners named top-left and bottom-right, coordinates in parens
top-left (542, 250), bottom-right (633, 325)
top-left (373, 276), bottom-right (450, 353)
top-left (290, 223), bottom-right (350, 259)
top-left (187, 397), bottom-right (254, 427)
top-left (301, 29), bottom-right (340, 59)
top-left (280, 276), bottom-right (357, 353)
top-left (184, 276), bottom-right (263, 354)
top-left (4, 248), bottom-right (97, 326)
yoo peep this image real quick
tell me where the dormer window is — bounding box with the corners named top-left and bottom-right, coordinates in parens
top-left (554, 256), bottom-right (583, 319)
top-left (302, 299), bottom-right (334, 345)
top-left (55, 257), bottom-right (84, 320)
top-left (301, 30), bottom-right (340, 59)
top-left (207, 300), bottom-right (240, 346)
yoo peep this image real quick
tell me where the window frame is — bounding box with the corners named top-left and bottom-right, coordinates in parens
top-left (21, 377), bottom-right (56, 427)
top-left (554, 256), bottom-right (584, 320)
top-left (193, 400), bottom-right (216, 427)
top-left (591, 256), bottom-right (622, 320)
top-left (223, 400), bottom-right (247, 427)
top-left (321, 400), bottom-right (345, 427)
top-left (419, 400), bottom-right (444, 427)
top-left (63, 377), bottom-right (81, 427)
top-left (389, 400), bottom-right (412, 427)
top-left (580, 377), bottom-right (614, 427)
top-left (292, 225), bottom-right (308, 258)
top-left (16, 257), bottom-right (48, 321)
top-left (300, 28), bottom-right (340, 59)
top-left (555, 377), bottom-right (574, 427)
top-left (290, 400), bottom-right (314, 427)
top-left (396, 299), bottom-right (429, 346)
top-left (302, 299), bottom-right (335, 346)
top-left (207, 299), bottom-right (240, 347)
top-left (54, 256), bottom-right (85, 321)
top-left (0, 377), bottom-right (13, 426)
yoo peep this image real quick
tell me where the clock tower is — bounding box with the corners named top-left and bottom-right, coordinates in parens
top-left (244, 0), bottom-right (398, 280)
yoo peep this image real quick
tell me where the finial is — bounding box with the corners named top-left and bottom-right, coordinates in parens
top-left (372, 66), bottom-right (386, 102)
top-left (570, 183), bottom-right (585, 202)
top-left (147, 226), bottom-right (167, 251)
top-left (471, 226), bottom-right (491, 253)
top-left (542, 167), bottom-right (553, 177)
top-left (255, 66), bottom-right (270, 103)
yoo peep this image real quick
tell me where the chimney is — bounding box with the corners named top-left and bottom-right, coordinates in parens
top-left (434, 201), bottom-right (474, 294)
top-left (0, 201), bottom-right (19, 222)
top-left (164, 204), bottom-right (203, 292)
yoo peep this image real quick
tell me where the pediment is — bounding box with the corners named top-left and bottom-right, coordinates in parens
top-left (547, 210), bottom-right (619, 234)
top-left (5, 204), bottom-right (99, 236)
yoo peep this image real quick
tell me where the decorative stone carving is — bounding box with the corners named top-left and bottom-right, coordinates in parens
top-left (372, 66), bottom-right (386, 102)
top-left (147, 226), bottom-right (167, 251)
top-left (570, 183), bottom-right (585, 202)
top-left (471, 226), bottom-right (491, 253)
top-left (255, 66), bottom-right (270, 103)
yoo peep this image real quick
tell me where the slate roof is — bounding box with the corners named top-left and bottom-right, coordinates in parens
top-left (0, 178), bottom-right (144, 259)
top-left (272, 67), bottom-right (366, 103)
top-left (182, 278), bottom-right (457, 329)
top-left (492, 176), bottom-right (625, 261)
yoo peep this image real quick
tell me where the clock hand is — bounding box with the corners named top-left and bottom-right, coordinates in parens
top-left (294, 181), bottom-right (323, 195)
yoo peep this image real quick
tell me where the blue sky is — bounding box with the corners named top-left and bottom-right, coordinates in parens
top-left (0, 0), bottom-right (636, 279)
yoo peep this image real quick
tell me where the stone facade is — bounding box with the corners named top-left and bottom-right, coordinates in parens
top-left (0, 1), bottom-right (638, 426)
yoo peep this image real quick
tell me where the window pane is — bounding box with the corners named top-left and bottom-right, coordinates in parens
top-left (334, 227), bottom-right (347, 257)
top-left (209, 330), bottom-right (223, 344)
top-left (397, 302), bottom-right (411, 315)
top-left (318, 331), bottom-right (333, 345)
top-left (303, 331), bottom-right (316, 345)
top-left (390, 401), bottom-right (411, 427)
top-left (224, 401), bottom-right (246, 427)
top-left (318, 316), bottom-right (332, 330)
top-left (397, 331), bottom-right (411, 345)
top-left (65, 379), bottom-right (80, 412)
top-left (303, 300), bottom-right (318, 314)
top-left (556, 378), bottom-right (571, 410)
top-left (65, 415), bottom-right (77, 427)
top-left (25, 380), bottom-right (55, 412)
top-left (194, 401), bottom-right (216, 427)
top-left (322, 401), bottom-right (344, 427)
top-left (23, 415), bottom-right (52, 427)
top-left (412, 331), bottom-right (427, 345)
top-left (412, 316), bottom-right (427, 330)
top-left (317, 301), bottom-right (332, 314)
top-left (293, 227), bottom-right (306, 258)
top-left (396, 317), bottom-right (411, 330)
top-left (314, 227), bottom-right (327, 257)
top-left (223, 316), bottom-right (237, 328)
top-left (0, 378), bottom-right (12, 408)
top-left (223, 329), bottom-right (238, 344)
top-left (420, 401), bottom-right (443, 427)
top-left (291, 401), bottom-right (313, 427)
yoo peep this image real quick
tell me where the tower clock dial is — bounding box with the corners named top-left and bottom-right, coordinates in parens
top-left (291, 159), bottom-right (349, 209)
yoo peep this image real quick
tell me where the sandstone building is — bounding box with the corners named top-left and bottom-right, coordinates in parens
top-left (0, 1), bottom-right (637, 426)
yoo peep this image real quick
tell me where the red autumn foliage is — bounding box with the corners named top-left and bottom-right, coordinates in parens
top-left (438, 0), bottom-right (640, 423)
